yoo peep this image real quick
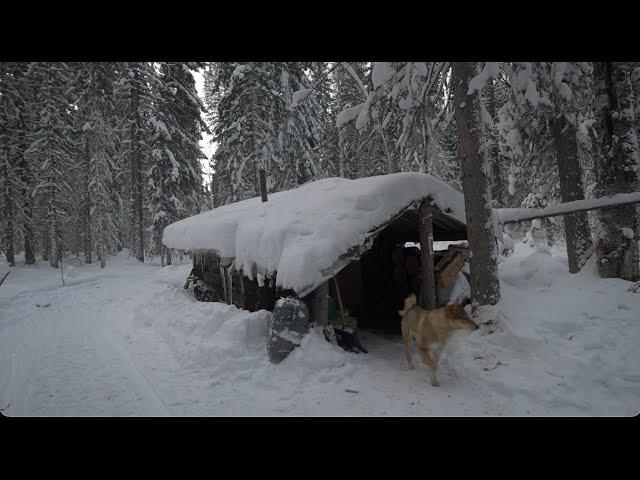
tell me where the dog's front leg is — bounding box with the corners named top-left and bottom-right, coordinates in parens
top-left (430, 347), bottom-right (443, 387)
top-left (404, 338), bottom-right (415, 370)
top-left (419, 348), bottom-right (439, 386)
top-left (401, 322), bottom-right (415, 370)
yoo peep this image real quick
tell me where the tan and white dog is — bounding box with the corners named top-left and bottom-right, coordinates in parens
top-left (399, 293), bottom-right (478, 386)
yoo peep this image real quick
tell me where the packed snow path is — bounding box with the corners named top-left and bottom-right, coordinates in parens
top-left (1, 246), bottom-right (639, 416)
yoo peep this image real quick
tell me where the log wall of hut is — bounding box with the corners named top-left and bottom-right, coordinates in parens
top-left (228, 272), bottom-right (278, 312)
top-left (192, 252), bottom-right (223, 295)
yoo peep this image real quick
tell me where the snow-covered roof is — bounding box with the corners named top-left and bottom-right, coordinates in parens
top-left (163, 172), bottom-right (466, 297)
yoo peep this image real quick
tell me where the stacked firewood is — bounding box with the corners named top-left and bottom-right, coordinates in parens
top-left (434, 244), bottom-right (469, 288)
top-left (392, 243), bottom-right (469, 303)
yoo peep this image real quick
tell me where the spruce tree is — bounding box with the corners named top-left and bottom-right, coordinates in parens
top-left (148, 62), bottom-right (205, 265)
top-left (24, 62), bottom-right (75, 268)
top-left (115, 62), bottom-right (158, 262)
top-left (72, 62), bottom-right (121, 266)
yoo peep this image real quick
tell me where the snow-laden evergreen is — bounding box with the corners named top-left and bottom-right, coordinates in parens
top-left (24, 62), bottom-right (76, 269)
top-left (148, 63), bottom-right (206, 266)
top-left (205, 62), bottom-right (327, 206)
top-left (1, 60), bottom-right (639, 297)
top-left (0, 62), bottom-right (207, 268)
top-left (74, 62), bottom-right (121, 267)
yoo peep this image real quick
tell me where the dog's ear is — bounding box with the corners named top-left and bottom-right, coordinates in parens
top-left (399, 294), bottom-right (416, 317)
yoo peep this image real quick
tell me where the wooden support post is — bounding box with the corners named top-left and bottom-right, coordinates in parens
top-left (314, 282), bottom-right (329, 326)
top-left (419, 201), bottom-right (436, 310)
top-left (220, 266), bottom-right (227, 304)
top-left (333, 277), bottom-right (346, 322)
top-left (259, 169), bottom-right (268, 203)
top-left (315, 281), bottom-right (337, 345)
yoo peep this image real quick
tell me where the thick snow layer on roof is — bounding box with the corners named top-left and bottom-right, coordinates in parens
top-left (163, 172), bottom-right (465, 296)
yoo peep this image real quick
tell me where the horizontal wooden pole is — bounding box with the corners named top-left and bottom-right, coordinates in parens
top-left (497, 192), bottom-right (640, 225)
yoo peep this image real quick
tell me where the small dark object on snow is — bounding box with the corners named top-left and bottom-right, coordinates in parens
top-left (333, 327), bottom-right (368, 354)
top-left (483, 361), bottom-right (505, 372)
top-left (627, 282), bottom-right (640, 293)
top-left (184, 275), bottom-right (198, 289)
top-left (345, 389), bottom-right (359, 394)
top-left (185, 269), bottom-right (221, 302)
top-left (193, 282), bottom-right (221, 302)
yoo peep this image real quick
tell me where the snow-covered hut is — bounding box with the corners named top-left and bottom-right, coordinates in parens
top-left (163, 172), bottom-right (468, 330)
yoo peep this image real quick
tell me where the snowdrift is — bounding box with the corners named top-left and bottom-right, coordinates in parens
top-left (132, 265), bottom-right (349, 382)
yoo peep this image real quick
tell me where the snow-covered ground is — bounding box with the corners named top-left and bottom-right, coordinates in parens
top-left (1, 243), bottom-right (639, 416)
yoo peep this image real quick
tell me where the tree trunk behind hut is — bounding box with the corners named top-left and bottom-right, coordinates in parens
top-left (552, 113), bottom-right (593, 273)
top-left (593, 62), bottom-right (640, 281)
top-left (452, 62), bottom-right (501, 306)
top-left (484, 79), bottom-right (505, 208)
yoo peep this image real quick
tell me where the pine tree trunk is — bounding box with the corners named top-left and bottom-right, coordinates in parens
top-left (99, 241), bottom-right (105, 268)
top-left (135, 157), bottom-right (144, 263)
top-left (84, 140), bottom-right (92, 264)
top-left (20, 151), bottom-right (35, 265)
top-left (42, 224), bottom-right (50, 262)
top-left (485, 80), bottom-right (505, 208)
top-left (130, 70), bottom-right (145, 263)
top-left (3, 159), bottom-right (15, 266)
top-left (166, 248), bottom-right (172, 266)
top-left (129, 145), bottom-right (136, 255)
top-left (631, 64), bottom-right (640, 147)
top-left (49, 212), bottom-right (59, 269)
top-left (23, 222), bottom-right (35, 265)
top-left (55, 225), bottom-right (63, 269)
top-left (593, 62), bottom-right (640, 281)
top-left (552, 113), bottom-right (593, 273)
top-left (452, 62), bottom-right (501, 306)
top-left (0, 64), bottom-right (15, 266)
